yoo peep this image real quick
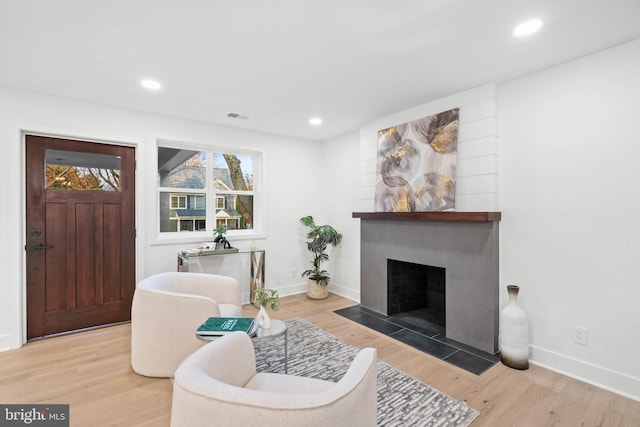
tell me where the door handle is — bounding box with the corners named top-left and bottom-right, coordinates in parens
top-left (31, 243), bottom-right (53, 251)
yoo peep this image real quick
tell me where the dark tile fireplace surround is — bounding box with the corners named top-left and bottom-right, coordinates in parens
top-left (343, 212), bottom-right (501, 374)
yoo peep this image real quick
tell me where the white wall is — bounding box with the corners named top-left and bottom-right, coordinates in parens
top-left (0, 87), bottom-right (321, 350)
top-left (319, 131), bottom-right (362, 301)
top-left (499, 38), bottom-right (640, 400)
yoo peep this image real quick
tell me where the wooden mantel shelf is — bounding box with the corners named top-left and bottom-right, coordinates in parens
top-left (352, 211), bottom-right (501, 222)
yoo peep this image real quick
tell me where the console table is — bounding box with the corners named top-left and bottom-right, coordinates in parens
top-left (177, 248), bottom-right (265, 303)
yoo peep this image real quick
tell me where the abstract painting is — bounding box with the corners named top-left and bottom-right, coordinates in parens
top-left (374, 108), bottom-right (459, 212)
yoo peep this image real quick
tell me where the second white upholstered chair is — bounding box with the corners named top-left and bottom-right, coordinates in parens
top-left (170, 331), bottom-right (378, 426)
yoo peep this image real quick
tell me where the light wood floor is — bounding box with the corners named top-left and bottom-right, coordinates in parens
top-left (1, 293), bottom-right (639, 426)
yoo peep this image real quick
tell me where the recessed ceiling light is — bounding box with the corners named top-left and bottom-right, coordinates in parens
top-left (141, 79), bottom-right (161, 90)
top-left (513, 19), bottom-right (543, 37)
top-left (309, 117), bottom-right (322, 126)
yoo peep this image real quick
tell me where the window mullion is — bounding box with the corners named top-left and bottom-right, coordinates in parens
top-left (206, 151), bottom-right (215, 235)
top-left (159, 187), bottom-right (205, 194)
top-left (218, 190), bottom-right (253, 196)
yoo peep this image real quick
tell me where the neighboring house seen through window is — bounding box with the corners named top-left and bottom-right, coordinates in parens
top-left (157, 145), bottom-right (258, 236)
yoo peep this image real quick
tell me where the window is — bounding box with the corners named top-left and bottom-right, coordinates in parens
top-left (170, 195), bottom-right (187, 209)
top-left (157, 144), bottom-right (260, 237)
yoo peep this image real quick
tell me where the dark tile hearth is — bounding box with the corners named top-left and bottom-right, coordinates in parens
top-left (335, 305), bottom-right (499, 375)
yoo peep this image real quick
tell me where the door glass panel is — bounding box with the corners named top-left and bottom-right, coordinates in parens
top-left (45, 149), bottom-right (121, 191)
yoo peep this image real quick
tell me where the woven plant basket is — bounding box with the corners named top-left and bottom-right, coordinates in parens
top-left (307, 279), bottom-right (329, 300)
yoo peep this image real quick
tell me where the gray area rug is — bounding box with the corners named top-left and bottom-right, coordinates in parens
top-left (253, 318), bottom-right (479, 427)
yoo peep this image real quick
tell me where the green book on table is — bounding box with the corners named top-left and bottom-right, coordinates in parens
top-left (196, 317), bottom-right (256, 336)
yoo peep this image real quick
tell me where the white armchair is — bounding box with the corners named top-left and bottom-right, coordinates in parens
top-left (131, 271), bottom-right (242, 378)
top-left (170, 331), bottom-right (378, 427)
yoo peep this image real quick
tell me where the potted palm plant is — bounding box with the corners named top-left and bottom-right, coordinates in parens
top-left (300, 215), bottom-right (343, 299)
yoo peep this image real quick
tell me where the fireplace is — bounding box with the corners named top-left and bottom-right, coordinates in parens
top-left (354, 212), bottom-right (500, 354)
top-left (387, 259), bottom-right (446, 334)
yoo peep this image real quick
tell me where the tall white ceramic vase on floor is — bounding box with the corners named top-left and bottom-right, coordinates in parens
top-left (500, 284), bottom-right (530, 370)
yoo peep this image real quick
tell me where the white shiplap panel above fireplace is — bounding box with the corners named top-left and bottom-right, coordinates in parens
top-left (358, 83), bottom-right (499, 212)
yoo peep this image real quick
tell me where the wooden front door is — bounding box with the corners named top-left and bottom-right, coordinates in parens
top-left (25, 135), bottom-right (136, 339)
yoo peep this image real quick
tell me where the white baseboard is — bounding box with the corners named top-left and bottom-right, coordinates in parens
top-left (267, 282), bottom-right (360, 304)
top-left (272, 283), bottom-right (307, 298)
top-left (327, 283), bottom-right (360, 303)
top-left (530, 345), bottom-right (640, 402)
top-left (0, 334), bottom-right (17, 352)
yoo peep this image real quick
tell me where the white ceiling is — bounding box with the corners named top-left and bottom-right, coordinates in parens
top-left (1, 0), bottom-right (640, 141)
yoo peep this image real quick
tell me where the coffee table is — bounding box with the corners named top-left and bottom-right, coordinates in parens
top-left (198, 319), bottom-right (289, 373)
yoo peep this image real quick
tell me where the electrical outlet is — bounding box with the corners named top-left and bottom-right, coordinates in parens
top-left (290, 268), bottom-right (296, 279)
top-left (574, 326), bottom-right (588, 346)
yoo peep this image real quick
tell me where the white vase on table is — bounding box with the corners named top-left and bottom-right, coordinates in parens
top-left (256, 305), bottom-right (271, 329)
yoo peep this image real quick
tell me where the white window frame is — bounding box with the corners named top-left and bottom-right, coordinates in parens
top-left (155, 140), bottom-right (264, 244)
